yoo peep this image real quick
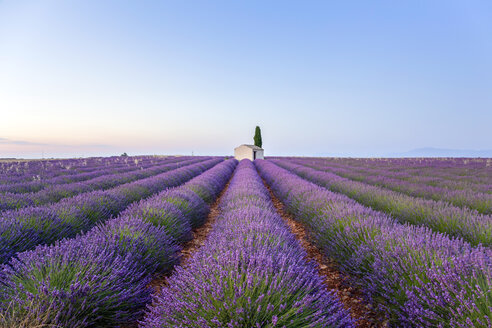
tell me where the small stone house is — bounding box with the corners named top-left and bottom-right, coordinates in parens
top-left (234, 144), bottom-right (264, 161)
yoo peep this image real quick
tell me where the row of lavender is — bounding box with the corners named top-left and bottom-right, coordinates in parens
top-left (317, 157), bottom-right (492, 174)
top-left (0, 158), bottom-right (220, 264)
top-left (273, 159), bottom-right (492, 247)
top-left (257, 159), bottom-right (491, 327)
top-left (0, 157), bottom-right (204, 211)
top-left (330, 161), bottom-right (492, 213)
top-left (0, 156), bottom-right (114, 182)
top-left (0, 156), bottom-right (180, 194)
top-left (309, 157), bottom-right (492, 192)
top-left (0, 156), bottom-right (166, 185)
top-left (291, 158), bottom-right (492, 213)
top-left (140, 160), bottom-right (355, 327)
top-left (0, 159), bottom-right (236, 327)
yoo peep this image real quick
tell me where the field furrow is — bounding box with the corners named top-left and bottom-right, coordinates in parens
top-left (140, 160), bottom-right (355, 327)
top-left (273, 159), bottom-right (492, 246)
top-left (0, 159), bottom-right (237, 327)
top-left (290, 158), bottom-right (492, 213)
top-left (256, 159), bottom-right (491, 327)
top-left (0, 156), bottom-right (182, 194)
top-left (0, 158), bottom-right (221, 263)
top-left (0, 157), bottom-right (208, 211)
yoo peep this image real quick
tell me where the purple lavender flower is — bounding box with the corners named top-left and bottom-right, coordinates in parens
top-left (140, 160), bottom-right (354, 328)
top-left (0, 158), bottom-right (236, 326)
top-left (256, 159), bottom-right (491, 327)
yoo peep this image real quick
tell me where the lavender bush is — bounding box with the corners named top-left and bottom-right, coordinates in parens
top-left (122, 200), bottom-right (192, 243)
top-left (0, 158), bottom-right (222, 264)
top-left (0, 236), bottom-right (153, 327)
top-left (0, 156), bottom-right (179, 194)
top-left (154, 189), bottom-right (209, 228)
top-left (0, 157), bottom-right (207, 211)
top-left (0, 158), bottom-right (237, 326)
top-left (140, 160), bottom-right (355, 328)
top-left (256, 159), bottom-right (491, 327)
top-left (273, 159), bottom-right (492, 246)
top-left (290, 157), bottom-right (492, 214)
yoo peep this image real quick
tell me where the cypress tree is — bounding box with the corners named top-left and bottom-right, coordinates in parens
top-left (253, 126), bottom-right (262, 148)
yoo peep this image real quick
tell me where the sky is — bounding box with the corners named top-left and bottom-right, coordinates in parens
top-left (1, 0), bottom-right (491, 158)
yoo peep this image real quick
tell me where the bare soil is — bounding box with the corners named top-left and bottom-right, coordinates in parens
top-left (122, 180), bottom-right (231, 328)
top-left (126, 173), bottom-right (388, 327)
top-left (262, 179), bottom-right (388, 328)
top-left (149, 180), bottom-right (231, 292)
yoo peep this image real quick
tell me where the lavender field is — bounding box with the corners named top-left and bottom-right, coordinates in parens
top-left (0, 156), bottom-right (490, 327)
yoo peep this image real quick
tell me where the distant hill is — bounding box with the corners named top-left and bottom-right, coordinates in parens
top-left (392, 147), bottom-right (492, 158)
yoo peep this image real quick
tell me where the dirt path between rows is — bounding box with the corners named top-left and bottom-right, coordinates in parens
top-left (150, 180), bottom-right (230, 293)
top-left (123, 179), bottom-right (232, 328)
top-left (262, 179), bottom-right (387, 328)
top-left (149, 179), bottom-right (231, 292)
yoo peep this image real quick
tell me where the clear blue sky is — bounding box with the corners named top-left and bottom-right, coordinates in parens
top-left (1, 1), bottom-right (491, 158)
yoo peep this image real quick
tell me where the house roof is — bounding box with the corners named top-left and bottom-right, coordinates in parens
top-left (235, 144), bottom-right (263, 150)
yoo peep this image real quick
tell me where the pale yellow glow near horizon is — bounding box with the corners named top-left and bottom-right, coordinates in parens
top-left (1, 91), bottom-right (226, 147)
